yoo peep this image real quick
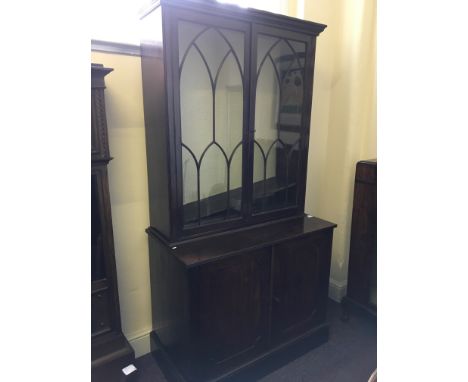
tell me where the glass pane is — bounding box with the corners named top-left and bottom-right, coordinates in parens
top-left (180, 46), bottom-right (212, 159)
top-left (229, 144), bottom-right (243, 213)
top-left (182, 146), bottom-right (199, 225)
top-left (199, 144), bottom-right (228, 221)
top-left (179, 21), bottom-right (244, 226)
top-left (253, 34), bottom-right (306, 214)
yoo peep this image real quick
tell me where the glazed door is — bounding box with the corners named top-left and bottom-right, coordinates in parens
top-left (271, 232), bottom-right (332, 343)
top-left (172, 9), bottom-right (251, 235)
top-left (249, 25), bottom-right (315, 218)
top-left (189, 248), bottom-right (271, 377)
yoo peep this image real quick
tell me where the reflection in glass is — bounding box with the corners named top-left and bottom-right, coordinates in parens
top-left (253, 35), bottom-right (306, 214)
top-left (179, 21), bottom-right (244, 226)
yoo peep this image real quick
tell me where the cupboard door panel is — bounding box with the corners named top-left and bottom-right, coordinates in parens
top-left (189, 248), bottom-right (270, 373)
top-left (271, 232), bottom-right (332, 342)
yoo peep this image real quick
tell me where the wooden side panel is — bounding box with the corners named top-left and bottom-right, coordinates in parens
top-left (148, 235), bottom-right (190, 350)
top-left (188, 248), bottom-right (271, 379)
top-left (271, 230), bottom-right (333, 343)
top-left (141, 6), bottom-right (173, 239)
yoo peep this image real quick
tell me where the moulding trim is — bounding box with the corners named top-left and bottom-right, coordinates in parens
top-left (91, 40), bottom-right (141, 57)
top-left (128, 330), bottom-right (152, 358)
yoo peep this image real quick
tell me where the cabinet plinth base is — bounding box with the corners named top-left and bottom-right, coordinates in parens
top-left (150, 324), bottom-right (329, 382)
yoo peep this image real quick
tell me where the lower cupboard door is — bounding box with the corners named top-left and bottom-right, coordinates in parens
top-left (189, 248), bottom-right (271, 376)
top-left (271, 232), bottom-right (332, 343)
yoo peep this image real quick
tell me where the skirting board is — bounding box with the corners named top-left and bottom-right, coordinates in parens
top-left (328, 278), bottom-right (347, 302)
top-left (129, 331), bottom-right (152, 358)
top-left (91, 39), bottom-right (141, 56)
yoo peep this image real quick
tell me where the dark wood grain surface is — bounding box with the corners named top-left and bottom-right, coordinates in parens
top-left (188, 248), bottom-right (272, 379)
top-left (345, 160), bottom-right (377, 315)
top-left (271, 231), bottom-right (332, 343)
top-left (147, 217), bottom-right (336, 381)
top-left (148, 216), bottom-right (336, 268)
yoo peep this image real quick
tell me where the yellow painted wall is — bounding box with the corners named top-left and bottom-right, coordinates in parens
top-left (91, 51), bottom-right (152, 357)
top-left (300, 0), bottom-right (377, 297)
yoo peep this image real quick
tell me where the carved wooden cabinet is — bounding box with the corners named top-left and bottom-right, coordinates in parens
top-left (91, 64), bottom-right (134, 381)
top-left (271, 232), bottom-right (332, 344)
top-left (140, 1), bottom-right (335, 380)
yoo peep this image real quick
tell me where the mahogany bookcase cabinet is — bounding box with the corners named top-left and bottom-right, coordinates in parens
top-left (140, 1), bottom-right (336, 380)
